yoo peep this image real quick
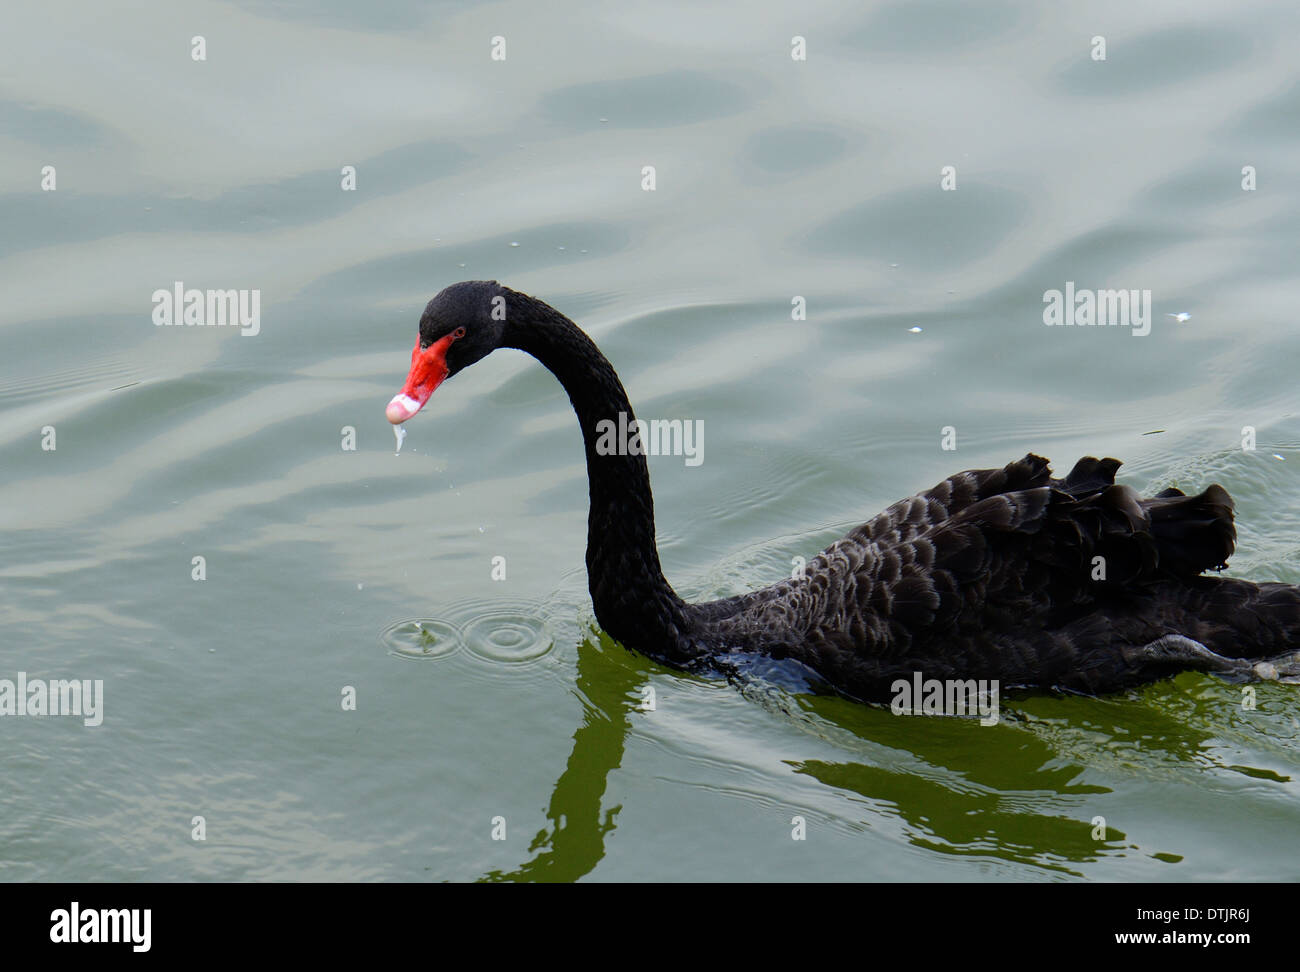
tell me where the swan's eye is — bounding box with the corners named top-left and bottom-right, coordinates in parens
top-left (453, 327), bottom-right (466, 339)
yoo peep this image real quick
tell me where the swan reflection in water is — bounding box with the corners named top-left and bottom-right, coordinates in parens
top-left (476, 629), bottom-right (1294, 881)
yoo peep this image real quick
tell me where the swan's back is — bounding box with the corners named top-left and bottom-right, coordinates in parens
top-left (686, 453), bottom-right (1298, 699)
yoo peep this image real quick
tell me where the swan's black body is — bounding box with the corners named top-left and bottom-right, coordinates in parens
top-left (398, 281), bottom-right (1300, 701)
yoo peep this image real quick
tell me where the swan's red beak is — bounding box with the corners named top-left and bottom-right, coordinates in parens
top-left (387, 334), bottom-right (455, 424)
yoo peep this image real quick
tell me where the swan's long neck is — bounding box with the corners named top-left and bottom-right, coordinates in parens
top-left (502, 291), bottom-right (694, 659)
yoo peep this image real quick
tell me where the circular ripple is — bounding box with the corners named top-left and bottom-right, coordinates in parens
top-left (381, 618), bottom-right (463, 660)
top-left (462, 613), bottom-right (553, 664)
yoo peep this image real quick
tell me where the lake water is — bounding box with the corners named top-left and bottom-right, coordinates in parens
top-left (2, 0), bottom-right (1299, 881)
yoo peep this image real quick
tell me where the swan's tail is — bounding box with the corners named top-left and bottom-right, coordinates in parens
top-left (1056, 456), bottom-right (1237, 579)
top-left (1036, 456), bottom-right (1298, 681)
top-left (1099, 471), bottom-right (1300, 665)
top-left (1176, 577), bottom-right (1300, 661)
top-left (1138, 484), bottom-right (1236, 577)
top-left (1062, 579), bottom-right (1300, 691)
top-left (1103, 470), bottom-right (1299, 662)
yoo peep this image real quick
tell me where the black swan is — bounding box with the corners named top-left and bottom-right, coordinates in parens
top-left (386, 281), bottom-right (1300, 700)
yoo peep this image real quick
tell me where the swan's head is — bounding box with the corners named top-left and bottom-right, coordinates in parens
top-left (386, 280), bottom-right (507, 424)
